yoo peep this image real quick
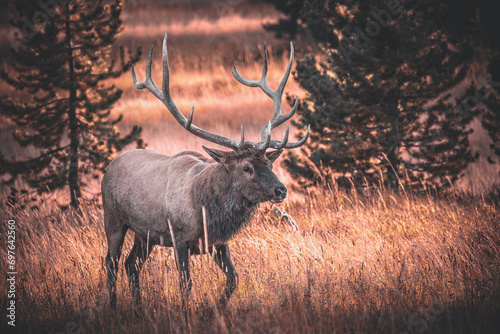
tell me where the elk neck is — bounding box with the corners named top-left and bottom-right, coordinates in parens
top-left (193, 162), bottom-right (258, 243)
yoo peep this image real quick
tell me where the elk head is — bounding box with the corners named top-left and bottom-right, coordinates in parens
top-left (131, 33), bottom-right (310, 205)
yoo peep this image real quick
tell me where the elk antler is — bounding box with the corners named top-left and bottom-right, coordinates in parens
top-left (232, 42), bottom-right (310, 150)
top-left (132, 33), bottom-right (244, 150)
top-left (132, 32), bottom-right (309, 152)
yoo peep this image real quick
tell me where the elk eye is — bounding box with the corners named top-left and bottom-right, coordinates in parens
top-left (243, 165), bottom-right (254, 176)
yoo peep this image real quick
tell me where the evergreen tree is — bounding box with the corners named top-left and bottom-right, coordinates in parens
top-left (444, 5), bottom-right (500, 184)
top-left (0, 0), bottom-right (143, 208)
top-left (482, 93), bottom-right (500, 165)
top-left (466, 11), bottom-right (500, 177)
top-left (265, 0), bottom-right (476, 189)
top-left (263, 0), bottom-right (305, 40)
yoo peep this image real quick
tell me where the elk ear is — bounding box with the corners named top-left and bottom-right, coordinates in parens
top-left (202, 146), bottom-right (229, 164)
top-left (266, 149), bottom-right (283, 163)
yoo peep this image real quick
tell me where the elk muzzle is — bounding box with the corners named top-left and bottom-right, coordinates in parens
top-left (270, 183), bottom-right (287, 203)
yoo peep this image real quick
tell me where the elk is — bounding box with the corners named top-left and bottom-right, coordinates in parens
top-left (102, 32), bottom-right (309, 309)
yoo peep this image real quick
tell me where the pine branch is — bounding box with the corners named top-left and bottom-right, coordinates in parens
top-left (1, 145), bottom-right (70, 176)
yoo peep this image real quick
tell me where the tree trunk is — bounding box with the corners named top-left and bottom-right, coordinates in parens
top-left (386, 96), bottom-right (400, 187)
top-left (65, 6), bottom-right (81, 208)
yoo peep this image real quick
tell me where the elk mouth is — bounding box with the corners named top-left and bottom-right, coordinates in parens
top-left (269, 197), bottom-right (285, 204)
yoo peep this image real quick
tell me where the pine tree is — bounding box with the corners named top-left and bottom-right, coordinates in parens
top-left (265, 0), bottom-right (476, 189)
top-left (263, 0), bottom-right (305, 40)
top-left (481, 84), bottom-right (500, 163)
top-left (0, 0), bottom-right (143, 208)
top-left (466, 11), bottom-right (500, 178)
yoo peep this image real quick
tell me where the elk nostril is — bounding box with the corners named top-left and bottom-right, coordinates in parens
top-left (275, 186), bottom-right (287, 199)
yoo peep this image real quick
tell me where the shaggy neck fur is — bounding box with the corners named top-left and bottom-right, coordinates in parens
top-left (201, 163), bottom-right (258, 243)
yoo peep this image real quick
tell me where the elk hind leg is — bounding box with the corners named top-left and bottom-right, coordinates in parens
top-left (125, 233), bottom-right (153, 307)
top-left (105, 221), bottom-right (128, 309)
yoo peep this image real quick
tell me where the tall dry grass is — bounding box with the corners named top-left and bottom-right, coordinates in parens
top-left (1, 186), bottom-right (499, 333)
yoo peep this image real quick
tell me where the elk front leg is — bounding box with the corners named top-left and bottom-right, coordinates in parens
top-left (175, 244), bottom-right (192, 309)
top-left (212, 243), bottom-right (238, 309)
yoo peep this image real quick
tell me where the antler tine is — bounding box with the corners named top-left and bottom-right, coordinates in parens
top-left (232, 43), bottom-right (274, 97)
top-left (277, 41), bottom-right (294, 96)
top-left (269, 41), bottom-right (297, 129)
top-left (273, 125), bottom-right (290, 150)
top-left (273, 93), bottom-right (298, 128)
top-left (269, 125), bottom-right (310, 149)
top-left (132, 44), bottom-right (163, 101)
top-left (132, 32), bottom-right (242, 151)
top-left (239, 125), bottom-right (245, 149)
top-left (161, 33), bottom-right (171, 101)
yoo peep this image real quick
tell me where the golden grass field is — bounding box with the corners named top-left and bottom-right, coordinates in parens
top-left (1, 2), bottom-right (500, 333)
top-left (1, 182), bottom-right (499, 333)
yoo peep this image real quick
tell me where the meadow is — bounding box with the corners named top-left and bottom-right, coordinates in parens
top-left (1, 181), bottom-right (499, 333)
top-left (1, 2), bottom-right (500, 333)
